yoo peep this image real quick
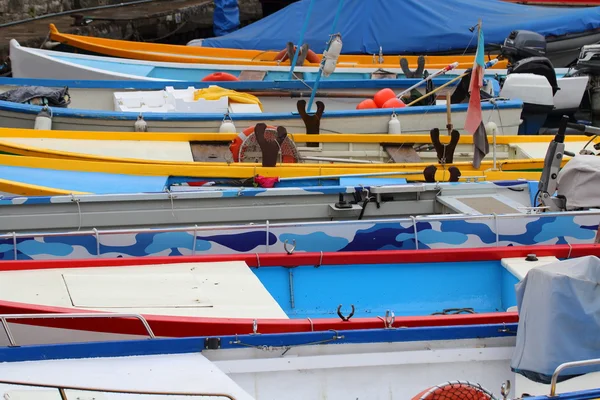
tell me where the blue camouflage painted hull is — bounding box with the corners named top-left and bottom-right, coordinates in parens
top-left (1, 212), bottom-right (598, 260)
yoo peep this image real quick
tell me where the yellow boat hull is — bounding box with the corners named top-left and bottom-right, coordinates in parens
top-left (0, 127), bottom-right (593, 173)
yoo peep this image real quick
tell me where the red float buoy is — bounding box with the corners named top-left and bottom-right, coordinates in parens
top-left (201, 72), bottom-right (240, 82)
top-left (356, 99), bottom-right (378, 110)
top-left (373, 88), bottom-right (396, 108)
top-left (381, 97), bottom-right (406, 109)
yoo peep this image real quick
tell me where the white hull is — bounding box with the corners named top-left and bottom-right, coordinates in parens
top-left (0, 333), bottom-right (599, 399)
top-left (0, 104), bottom-right (523, 134)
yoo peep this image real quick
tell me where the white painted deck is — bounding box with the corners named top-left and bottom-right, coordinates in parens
top-left (0, 352), bottom-right (254, 400)
top-left (0, 262), bottom-right (287, 319)
top-left (501, 256), bottom-right (559, 280)
top-left (511, 142), bottom-right (589, 160)
top-left (2, 138), bottom-right (195, 162)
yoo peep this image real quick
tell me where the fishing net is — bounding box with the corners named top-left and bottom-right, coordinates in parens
top-left (412, 381), bottom-right (497, 400)
top-left (238, 127), bottom-right (300, 164)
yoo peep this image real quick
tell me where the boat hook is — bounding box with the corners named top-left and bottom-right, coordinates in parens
top-left (337, 304), bottom-right (355, 321)
top-left (283, 239), bottom-right (296, 255)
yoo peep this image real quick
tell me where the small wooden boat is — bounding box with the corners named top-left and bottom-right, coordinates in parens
top-left (0, 151), bottom-right (550, 196)
top-left (1, 171), bottom-right (599, 259)
top-left (0, 76), bottom-right (458, 99)
top-left (46, 23), bottom-right (510, 70)
top-left (0, 248), bottom-right (599, 400)
top-left (0, 246), bottom-right (540, 338)
top-left (0, 127), bottom-right (594, 166)
top-left (0, 79), bottom-right (523, 135)
top-left (11, 39), bottom-right (484, 82)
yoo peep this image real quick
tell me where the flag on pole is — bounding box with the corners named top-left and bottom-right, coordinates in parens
top-left (464, 21), bottom-right (489, 169)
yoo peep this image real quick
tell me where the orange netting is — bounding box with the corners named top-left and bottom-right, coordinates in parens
top-left (412, 382), bottom-right (494, 400)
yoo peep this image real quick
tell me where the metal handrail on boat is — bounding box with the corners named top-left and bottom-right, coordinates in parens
top-left (0, 313), bottom-right (156, 347)
top-left (0, 378), bottom-right (236, 400)
top-left (549, 358), bottom-right (600, 396)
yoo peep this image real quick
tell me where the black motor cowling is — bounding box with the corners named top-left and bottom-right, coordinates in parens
top-left (508, 56), bottom-right (559, 96)
top-left (572, 44), bottom-right (600, 76)
top-left (501, 30), bottom-right (547, 64)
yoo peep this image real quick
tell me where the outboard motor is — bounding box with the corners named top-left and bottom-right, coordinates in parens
top-left (500, 30), bottom-right (558, 135)
top-left (572, 44), bottom-right (600, 125)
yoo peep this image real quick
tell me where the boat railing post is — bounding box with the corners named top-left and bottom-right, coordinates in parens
top-left (192, 224), bottom-right (198, 256)
top-left (0, 313), bottom-right (156, 346)
top-left (0, 378), bottom-right (237, 399)
top-left (411, 216), bottom-right (419, 250)
top-left (494, 213), bottom-right (499, 247)
top-left (0, 317), bottom-right (16, 346)
top-left (265, 220), bottom-right (270, 253)
top-left (549, 358), bottom-right (600, 396)
top-left (94, 228), bottom-right (100, 256)
top-left (12, 232), bottom-right (17, 261)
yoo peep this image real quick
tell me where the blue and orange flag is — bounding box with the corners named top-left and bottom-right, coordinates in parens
top-left (464, 21), bottom-right (489, 169)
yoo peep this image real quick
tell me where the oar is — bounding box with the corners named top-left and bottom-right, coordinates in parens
top-left (395, 61), bottom-right (459, 99)
top-left (406, 74), bottom-right (467, 106)
top-left (279, 170), bottom-right (428, 181)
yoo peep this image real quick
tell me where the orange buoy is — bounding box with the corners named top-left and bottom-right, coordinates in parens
top-left (356, 99), bottom-right (378, 110)
top-left (381, 97), bottom-right (406, 109)
top-left (274, 46), bottom-right (320, 64)
top-left (373, 88), bottom-right (397, 108)
top-left (201, 72), bottom-right (240, 82)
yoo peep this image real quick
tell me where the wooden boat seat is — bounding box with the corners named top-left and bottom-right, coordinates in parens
top-left (436, 194), bottom-right (527, 215)
top-left (238, 70), bottom-right (267, 81)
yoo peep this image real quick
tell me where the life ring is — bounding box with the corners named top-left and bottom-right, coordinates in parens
top-left (201, 72), bottom-right (240, 82)
top-left (274, 46), bottom-right (320, 64)
top-left (230, 125), bottom-right (297, 163)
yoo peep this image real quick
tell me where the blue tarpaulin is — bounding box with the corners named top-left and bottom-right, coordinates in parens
top-left (201, 0), bottom-right (600, 54)
top-left (213, 0), bottom-right (240, 37)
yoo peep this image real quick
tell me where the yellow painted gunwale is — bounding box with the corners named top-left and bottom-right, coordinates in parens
top-left (0, 150), bottom-right (549, 183)
top-left (48, 24), bottom-right (508, 70)
top-left (0, 178), bottom-right (90, 196)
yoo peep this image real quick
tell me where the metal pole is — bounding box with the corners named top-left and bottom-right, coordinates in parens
top-left (288, 0), bottom-right (317, 80)
top-left (307, 0), bottom-right (345, 112)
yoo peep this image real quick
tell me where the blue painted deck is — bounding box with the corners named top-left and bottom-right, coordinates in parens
top-left (0, 165), bottom-right (167, 194)
top-left (254, 260), bottom-right (518, 318)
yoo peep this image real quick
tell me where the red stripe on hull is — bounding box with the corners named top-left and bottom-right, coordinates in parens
top-left (0, 244), bottom-right (597, 337)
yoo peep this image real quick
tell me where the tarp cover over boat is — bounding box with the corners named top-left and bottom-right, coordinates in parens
top-left (557, 155), bottom-right (600, 210)
top-left (214, 0), bottom-right (240, 36)
top-left (197, 0), bottom-right (600, 54)
top-left (510, 256), bottom-right (600, 384)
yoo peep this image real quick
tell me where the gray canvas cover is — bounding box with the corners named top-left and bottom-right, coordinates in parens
top-left (0, 86), bottom-right (70, 107)
top-left (510, 256), bottom-right (600, 384)
top-left (557, 155), bottom-right (600, 210)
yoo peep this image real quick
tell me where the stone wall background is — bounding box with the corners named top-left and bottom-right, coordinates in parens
top-left (0, 0), bottom-right (147, 24)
